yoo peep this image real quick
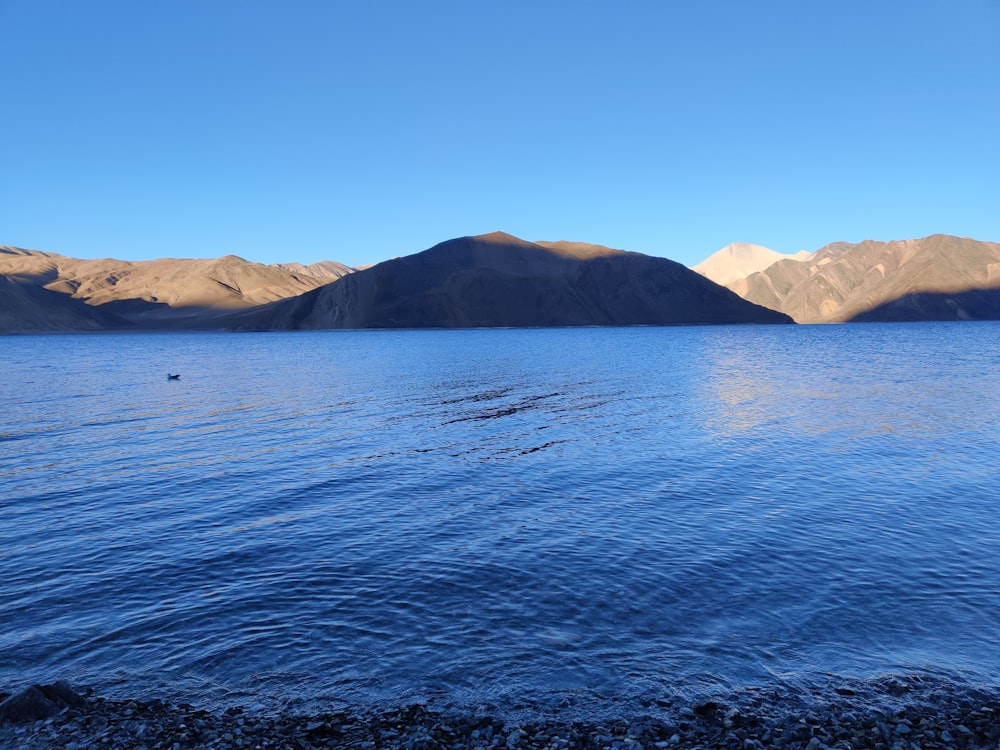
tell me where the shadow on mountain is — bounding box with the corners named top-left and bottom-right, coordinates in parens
top-left (228, 232), bottom-right (793, 330)
top-left (848, 288), bottom-right (1000, 322)
top-left (1, 233), bottom-right (793, 332)
top-left (0, 245), bottom-right (347, 333)
top-left (93, 298), bottom-right (244, 329)
top-left (718, 235), bottom-right (1000, 324)
top-left (0, 276), bottom-right (130, 332)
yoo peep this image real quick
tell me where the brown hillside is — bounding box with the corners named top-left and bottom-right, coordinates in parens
top-left (0, 246), bottom-right (347, 330)
top-left (729, 235), bottom-right (1000, 323)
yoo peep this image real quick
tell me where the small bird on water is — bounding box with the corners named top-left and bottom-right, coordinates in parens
top-left (167, 373), bottom-right (180, 380)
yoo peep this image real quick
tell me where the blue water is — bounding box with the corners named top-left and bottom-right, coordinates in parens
top-left (2, 324), bottom-right (999, 717)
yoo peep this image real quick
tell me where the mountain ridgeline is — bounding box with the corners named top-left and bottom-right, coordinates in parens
top-left (691, 242), bottom-right (812, 287)
top-left (0, 233), bottom-right (791, 333)
top-left (0, 246), bottom-right (347, 333)
top-left (229, 232), bottom-right (791, 330)
top-left (5, 231), bottom-right (998, 333)
top-left (694, 235), bottom-right (1000, 323)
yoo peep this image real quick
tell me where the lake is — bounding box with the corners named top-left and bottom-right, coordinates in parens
top-left (2, 323), bottom-right (999, 720)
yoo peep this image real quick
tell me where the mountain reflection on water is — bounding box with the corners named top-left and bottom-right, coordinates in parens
top-left (2, 324), bottom-right (999, 718)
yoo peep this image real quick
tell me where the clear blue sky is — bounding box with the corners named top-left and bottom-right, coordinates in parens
top-left (3, 1), bottom-right (998, 268)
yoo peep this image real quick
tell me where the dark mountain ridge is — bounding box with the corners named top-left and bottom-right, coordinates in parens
top-left (228, 232), bottom-right (792, 330)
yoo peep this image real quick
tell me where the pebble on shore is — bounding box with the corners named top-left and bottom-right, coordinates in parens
top-left (2, 678), bottom-right (999, 750)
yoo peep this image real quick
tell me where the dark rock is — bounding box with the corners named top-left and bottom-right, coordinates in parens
top-left (5, 676), bottom-right (1000, 750)
top-left (0, 681), bottom-right (87, 725)
top-left (692, 700), bottom-right (718, 718)
top-left (0, 685), bottom-right (61, 723)
top-left (40, 680), bottom-right (86, 708)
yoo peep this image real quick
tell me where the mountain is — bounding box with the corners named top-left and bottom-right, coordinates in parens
top-left (725, 235), bottom-right (1000, 323)
top-left (272, 260), bottom-right (354, 280)
top-left (0, 274), bottom-right (128, 332)
top-left (228, 232), bottom-right (792, 330)
top-left (0, 246), bottom-right (351, 331)
top-left (10, 233), bottom-right (997, 331)
top-left (692, 242), bottom-right (812, 287)
top-left (533, 240), bottom-right (630, 259)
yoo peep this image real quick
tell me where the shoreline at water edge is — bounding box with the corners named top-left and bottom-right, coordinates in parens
top-left (3, 675), bottom-right (1000, 749)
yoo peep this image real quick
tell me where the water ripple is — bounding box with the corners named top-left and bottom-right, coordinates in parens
top-left (1, 325), bottom-right (999, 716)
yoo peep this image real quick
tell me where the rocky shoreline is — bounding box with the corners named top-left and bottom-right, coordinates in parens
top-left (2, 677), bottom-right (999, 749)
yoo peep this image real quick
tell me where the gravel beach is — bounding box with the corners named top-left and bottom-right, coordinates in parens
top-left (2, 676), bottom-right (999, 749)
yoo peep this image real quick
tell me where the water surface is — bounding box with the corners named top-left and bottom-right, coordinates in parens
top-left (2, 324), bottom-right (999, 717)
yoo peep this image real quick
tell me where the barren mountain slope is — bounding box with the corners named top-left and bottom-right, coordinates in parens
top-left (229, 232), bottom-right (793, 330)
top-left (272, 260), bottom-right (354, 280)
top-left (534, 240), bottom-right (627, 260)
top-left (733, 235), bottom-right (1000, 323)
top-left (0, 275), bottom-right (127, 332)
top-left (0, 246), bottom-right (343, 330)
top-left (692, 243), bottom-right (812, 287)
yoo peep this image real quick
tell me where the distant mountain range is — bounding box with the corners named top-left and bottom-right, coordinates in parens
top-left (4, 231), bottom-right (997, 333)
top-left (693, 234), bottom-right (1000, 323)
top-left (0, 233), bottom-right (789, 333)
top-left (0, 247), bottom-right (350, 332)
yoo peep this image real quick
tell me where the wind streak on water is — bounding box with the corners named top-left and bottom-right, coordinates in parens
top-left (1, 324), bottom-right (999, 716)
